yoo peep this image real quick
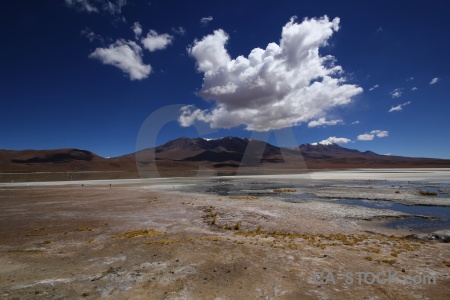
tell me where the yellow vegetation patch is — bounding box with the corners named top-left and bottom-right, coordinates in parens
top-left (113, 229), bottom-right (164, 239)
top-left (229, 196), bottom-right (259, 200)
top-left (273, 189), bottom-right (296, 193)
top-left (145, 239), bottom-right (181, 245)
top-left (77, 227), bottom-right (93, 232)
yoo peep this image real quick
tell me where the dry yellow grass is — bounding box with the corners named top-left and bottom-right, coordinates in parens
top-left (229, 196), bottom-right (259, 200)
top-left (273, 189), bottom-right (296, 193)
top-left (77, 226), bottom-right (92, 232)
top-left (113, 229), bottom-right (164, 239)
top-left (145, 239), bottom-right (181, 245)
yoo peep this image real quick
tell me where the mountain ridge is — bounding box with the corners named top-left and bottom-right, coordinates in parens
top-left (2, 137), bottom-right (450, 177)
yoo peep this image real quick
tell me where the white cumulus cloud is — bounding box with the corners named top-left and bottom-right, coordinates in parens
top-left (313, 136), bottom-right (352, 145)
top-left (200, 16), bottom-right (213, 25)
top-left (358, 130), bottom-right (389, 141)
top-left (357, 133), bottom-right (374, 141)
top-left (388, 101), bottom-right (411, 112)
top-left (180, 16), bottom-right (363, 131)
top-left (351, 120), bottom-right (360, 125)
top-left (411, 87), bottom-right (418, 91)
top-left (308, 117), bottom-right (343, 128)
top-left (141, 30), bottom-right (174, 52)
top-left (430, 77), bottom-right (440, 85)
top-left (89, 39), bottom-right (151, 80)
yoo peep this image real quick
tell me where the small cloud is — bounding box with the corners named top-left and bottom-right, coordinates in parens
top-left (65, 0), bottom-right (127, 16)
top-left (172, 26), bottom-right (186, 36)
top-left (65, 0), bottom-right (98, 13)
top-left (357, 130), bottom-right (388, 141)
top-left (141, 30), bottom-right (173, 52)
top-left (81, 27), bottom-right (105, 43)
top-left (200, 16), bottom-right (213, 26)
top-left (384, 153), bottom-right (392, 156)
top-left (388, 101), bottom-right (411, 112)
top-left (314, 136), bottom-right (352, 145)
top-left (376, 26), bottom-right (383, 33)
top-left (406, 77), bottom-right (414, 81)
top-left (371, 130), bottom-right (389, 138)
top-left (368, 84), bottom-right (379, 91)
top-left (357, 133), bottom-right (374, 141)
top-left (351, 120), bottom-right (360, 125)
top-left (389, 88), bottom-right (403, 98)
top-left (411, 87), bottom-right (418, 91)
top-left (307, 117), bottom-right (343, 128)
top-left (430, 77), bottom-right (440, 85)
top-left (132, 22), bottom-right (142, 39)
top-left (89, 39), bottom-right (151, 80)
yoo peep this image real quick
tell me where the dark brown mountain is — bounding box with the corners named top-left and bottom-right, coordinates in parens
top-left (1, 137), bottom-right (450, 180)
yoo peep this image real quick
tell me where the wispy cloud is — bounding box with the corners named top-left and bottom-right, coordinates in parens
top-left (411, 87), bottom-right (418, 91)
top-left (171, 26), bottom-right (186, 36)
top-left (351, 120), bottom-right (360, 125)
top-left (132, 22), bottom-right (142, 39)
top-left (65, 0), bottom-right (99, 13)
top-left (357, 130), bottom-right (389, 141)
top-left (430, 77), bottom-right (440, 85)
top-left (180, 16), bottom-right (362, 131)
top-left (89, 39), bottom-right (151, 80)
top-left (81, 27), bottom-right (106, 43)
top-left (376, 26), bottom-right (383, 33)
top-left (406, 77), bottom-right (414, 81)
top-left (200, 16), bottom-right (213, 26)
top-left (369, 84), bottom-right (379, 91)
top-left (389, 101), bottom-right (411, 112)
top-left (307, 117), bottom-right (343, 128)
top-left (312, 136), bottom-right (352, 145)
top-left (65, 0), bottom-right (127, 16)
top-left (389, 88), bottom-right (403, 98)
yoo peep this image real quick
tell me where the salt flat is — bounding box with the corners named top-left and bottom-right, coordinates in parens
top-left (1, 169), bottom-right (449, 299)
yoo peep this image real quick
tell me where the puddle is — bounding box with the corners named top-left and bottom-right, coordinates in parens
top-left (337, 199), bottom-right (450, 230)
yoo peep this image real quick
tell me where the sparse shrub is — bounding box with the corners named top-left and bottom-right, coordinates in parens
top-left (234, 222), bottom-right (241, 230)
top-left (419, 190), bottom-right (437, 196)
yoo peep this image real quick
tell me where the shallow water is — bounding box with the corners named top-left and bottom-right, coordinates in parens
top-left (337, 199), bottom-right (450, 230)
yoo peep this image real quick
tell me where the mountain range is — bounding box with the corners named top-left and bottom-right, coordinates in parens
top-left (1, 137), bottom-right (450, 179)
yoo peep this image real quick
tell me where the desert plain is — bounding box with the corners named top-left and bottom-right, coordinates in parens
top-left (0, 169), bottom-right (449, 299)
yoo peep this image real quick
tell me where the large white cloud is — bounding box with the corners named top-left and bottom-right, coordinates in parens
top-left (141, 30), bottom-right (174, 52)
top-left (89, 39), bottom-right (151, 80)
top-left (357, 130), bottom-right (389, 141)
top-left (312, 136), bottom-right (352, 145)
top-left (180, 16), bottom-right (363, 131)
top-left (307, 117), bottom-right (342, 128)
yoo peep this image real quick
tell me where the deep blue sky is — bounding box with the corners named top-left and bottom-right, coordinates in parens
top-left (1, 0), bottom-right (449, 158)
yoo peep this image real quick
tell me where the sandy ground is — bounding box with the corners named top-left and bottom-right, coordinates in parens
top-left (0, 176), bottom-right (449, 299)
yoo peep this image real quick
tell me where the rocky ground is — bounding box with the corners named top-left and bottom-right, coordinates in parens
top-left (0, 178), bottom-right (449, 299)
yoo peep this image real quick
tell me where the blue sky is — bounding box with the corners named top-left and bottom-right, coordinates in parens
top-left (1, 0), bottom-right (449, 159)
